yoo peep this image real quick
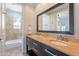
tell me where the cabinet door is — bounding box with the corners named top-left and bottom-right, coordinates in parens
top-left (31, 39), bottom-right (43, 56)
top-left (26, 37), bottom-right (33, 51)
top-left (26, 37), bottom-right (40, 55)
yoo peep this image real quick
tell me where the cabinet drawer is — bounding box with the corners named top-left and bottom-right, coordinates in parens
top-left (38, 42), bottom-right (68, 56)
top-left (44, 49), bottom-right (57, 56)
top-left (42, 44), bottom-right (68, 56)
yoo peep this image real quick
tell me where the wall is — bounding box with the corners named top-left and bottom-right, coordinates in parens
top-left (0, 3), bottom-right (1, 34)
top-left (74, 4), bottom-right (79, 37)
top-left (0, 3), bottom-right (3, 39)
top-left (35, 3), bottom-right (57, 15)
top-left (22, 6), bottom-right (36, 37)
top-left (35, 3), bottom-right (79, 38)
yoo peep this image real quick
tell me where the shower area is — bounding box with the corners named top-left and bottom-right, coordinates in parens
top-left (0, 3), bottom-right (24, 56)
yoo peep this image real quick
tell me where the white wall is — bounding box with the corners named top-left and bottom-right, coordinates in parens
top-left (35, 3), bottom-right (57, 15)
top-left (0, 3), bottom-right (2, 34)
top-left (74, 4), bottom-right (79, 36)
top-left (0, 3), bottom-right (3, 39)
top-left (22, 6), bottom-right (36, 37)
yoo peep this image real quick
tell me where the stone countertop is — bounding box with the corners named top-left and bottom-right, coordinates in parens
top-left (27, 34), bottom-right (79, 56)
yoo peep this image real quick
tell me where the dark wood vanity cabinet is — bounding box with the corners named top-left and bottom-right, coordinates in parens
top-left (26, 36), bottom-right (69, 56)
top-left (26, 37), bottom-right (42, 55)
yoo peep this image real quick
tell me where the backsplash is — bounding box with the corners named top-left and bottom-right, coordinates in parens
top-left (36, 32), bottom-right (79, 42)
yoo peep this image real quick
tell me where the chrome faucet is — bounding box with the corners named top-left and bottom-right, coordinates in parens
top-left (57, 35), bottom-right (68, 42)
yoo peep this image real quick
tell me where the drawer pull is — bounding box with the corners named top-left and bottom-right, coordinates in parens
top-left (33, 48), bottom-right (38, 53)
top-left (32, 42), bottom-right (38, 46)
top-left (45, 49), bottom-right (56, 56)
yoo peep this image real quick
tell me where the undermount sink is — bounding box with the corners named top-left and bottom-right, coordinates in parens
top-left (51, 41), bottom-right (67, 47)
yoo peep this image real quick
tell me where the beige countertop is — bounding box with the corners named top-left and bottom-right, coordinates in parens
top-left (27, 34), bottom-right (79, 56)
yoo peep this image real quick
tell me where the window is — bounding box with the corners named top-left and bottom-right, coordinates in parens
top-left (13, 12), bottom-right (21, 29)
top-left (5, 3), bottom-right (22, 29)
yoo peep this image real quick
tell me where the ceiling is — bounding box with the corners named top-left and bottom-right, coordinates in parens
top-left (18, 3), bottom-right (38, 8)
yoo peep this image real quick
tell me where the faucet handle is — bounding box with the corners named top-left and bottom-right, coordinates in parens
top-left (60, 35), bottom-right (64, 40)
top-left (57, 35), bottom-right (69, 42)
top-left (57, 35), bottom-right (64, 41)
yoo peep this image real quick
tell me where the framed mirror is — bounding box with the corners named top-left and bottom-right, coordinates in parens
top-left (37, 3), bottom-right (74, 34)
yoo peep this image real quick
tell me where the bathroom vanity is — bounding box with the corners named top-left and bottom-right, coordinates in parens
top-left (26, 3), bottom-right (77, 56)
top-left (26, 34), bottom-right (79, 56)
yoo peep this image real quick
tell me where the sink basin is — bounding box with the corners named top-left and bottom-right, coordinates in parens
top-left (51, 41), bottom-right (67, 47)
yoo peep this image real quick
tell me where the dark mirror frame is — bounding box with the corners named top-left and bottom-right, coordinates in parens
top-left (37, 3), bottom-right (74, 34)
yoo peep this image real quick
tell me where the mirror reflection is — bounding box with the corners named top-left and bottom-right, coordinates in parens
top-left (38, 4), bottom-right (69, 31)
